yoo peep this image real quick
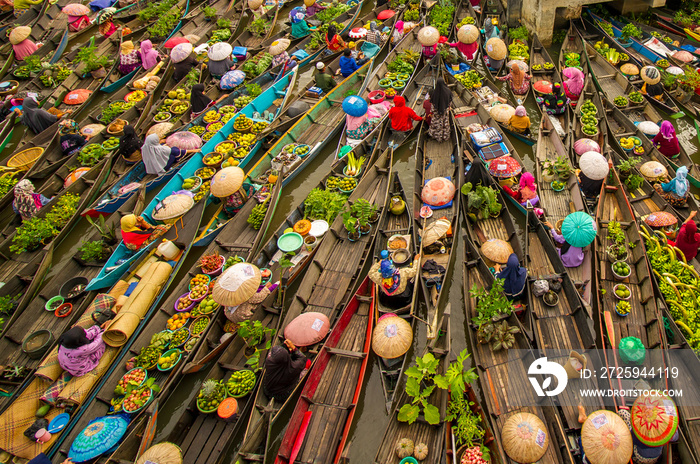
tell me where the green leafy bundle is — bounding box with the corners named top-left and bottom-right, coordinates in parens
top-left (304, 188), bottom-right (347, 222)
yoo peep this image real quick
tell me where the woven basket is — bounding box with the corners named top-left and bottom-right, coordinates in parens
top-left (107, 118), bottom-right (128, 136)
top-left (8, 147), bottom-right (44, 171)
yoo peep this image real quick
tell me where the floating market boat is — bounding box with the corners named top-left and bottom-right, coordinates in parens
top-left (479, 0), bottom-right (507, 79)
top-left (531, 33), bottom-right (570, 140)
top-left (572, 76), bottom-right (607, 156)
top-left (228, 5), bottom-right (280, 53)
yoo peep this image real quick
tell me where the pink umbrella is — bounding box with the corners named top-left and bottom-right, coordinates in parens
top-left (421, 177), bottom-right (455, 207)
top-left (165, 131), bottom-right (202, 150)
top-left (62, 3), bottom-right (90, 15)
top-left (488, 156), bottom-right (522, 178)
top-left (284, 312), bottom-right (330, 346)
top-left (349, 27), bottom-right (367, 39)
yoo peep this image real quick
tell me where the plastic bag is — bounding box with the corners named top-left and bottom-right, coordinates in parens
top-left (532, 279), bottom-right (549, 297)
top-left (619, 336), bottom-right (646, 365)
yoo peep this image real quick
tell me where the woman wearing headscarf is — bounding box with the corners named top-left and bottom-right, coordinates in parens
top-left (325, 24), bottom-right (346, 53)
top-left (207, 48), bottom-right (234, 79)
top-left (98, 8), bottom-right (118, 38)
top-left (290, 6), bottom-right (312, 39)
top-left (494, 253), bottom-right (527, 300)
top-left (59, 119), bottom-right (86, 156)
top-left (562, 67), bottom-right (584, 103)
top-left (67, 13), bottom-right (90, 32)
top-left (481, 17), bottom-right (500, 40)
top-left (263, 339), bottom-right (307, 401)
top-left (368, 250), bottom-right (419, 309)
top-left (345, 100), bottom-right (389, 141)
top-left (517, 172), bottom-right (538, 206)
top-left (120, 213), bottom-right (170, 250)
top-left (139, 40), bottom-right (160, 70)
top-left (117, 124), bottom-right (142, 161)
top-left (497, 63), bottom-right (531, 95)
top-left (366, 21), bottom-right (382, 45)
top-left (57, 326), bottom-right (105, 377)
top-left (544, 220), bottom-right (585, 268)
top-left (16, 97), bottom-right (57, 134)
top-left (141, 134), bottom-right (198, 175)
top-left (303, 0), bottom-right (325, 16)
top-left (668, 211), bottom-right (700, 261)
top-left (13, 179), bottom-right (50, 221)
top-left (507, 105), bottom-right (531, 135)
top-left (225, 280), bottom-right (279, 323)
top-left (652, 120), bottom-right (680, 159)
top-left (12, 36), bottom-right (39, 61)
top-left (118, 40), bottom-right (141, 75)
top-left (392, 20), bottom-right (404, 44)
top-left (655, 165), bottom-right (689, 207)
top-left (13, 0), bottom-right (42, 17)
top-left (172, 51), bottom-right (198, 82)
top-left (427, 78), bottom-right (451, 142)
top-left (537, 82), bottom-right (568, 115)
top-left (190, 83), bottom-right (214, 117)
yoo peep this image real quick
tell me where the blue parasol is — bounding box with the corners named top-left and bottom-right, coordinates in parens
top-left (220, 70), bottom-right (245, 90)
top-left (68, 415), bottom-right (129, 462)
top-left (342, 96), bottom-right (368, 117)
top-left (561, 211), bottom-right (596, 248)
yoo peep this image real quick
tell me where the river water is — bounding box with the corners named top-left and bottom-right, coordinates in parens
top-left (14, 5), bottom-right (700, 461)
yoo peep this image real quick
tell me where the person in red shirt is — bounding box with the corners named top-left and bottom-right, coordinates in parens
top-left (389, 95), bottom-right (423, 133)
top-left (668, 211), bottom-right (700, 261)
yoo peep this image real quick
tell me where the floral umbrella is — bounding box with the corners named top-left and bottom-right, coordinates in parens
top-left (220, 70), bottom-right (246, 90)
top-left (62, 3), bottom-right (91, 15)
top-left (349, 27), bottom-right (367, 39)
top-left (68, 415), bottom-right (129, 462)
top-left (644, 211), bottom-right (677, 228)
top-left (165, 131), bottom-right (202, 150)
top-left (421, 177), bottom-right (455, 207)
top-left (488, 156), bottom-right (521, 178)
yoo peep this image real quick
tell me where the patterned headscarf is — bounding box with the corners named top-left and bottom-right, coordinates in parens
top-left (59, 119), bottom-right (80, 135)
top-left (13, 179), bottom-right (38, 221)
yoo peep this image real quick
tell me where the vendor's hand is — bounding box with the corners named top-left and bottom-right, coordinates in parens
top-left (61, 459), bottom-right (73, 464)
top-left (691, 211), bottom-right (697, 218)
top-left (13, 108), bottom-right (20, 115)
top-left (284, 339), bottom-right (296, 351)
top-left (543, 221), bottom-right (553, 229)
top-left (493, 264), bottom-right (502, 272)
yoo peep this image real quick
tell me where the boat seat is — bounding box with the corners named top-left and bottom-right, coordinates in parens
top-left (326, 347), bottom-right (366, 359)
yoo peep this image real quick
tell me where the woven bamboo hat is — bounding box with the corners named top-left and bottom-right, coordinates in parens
top-left (489, 104), bottom-right (515, 124)
top-left (421, 218), bottom-right (451, 247)
top-left (284, 312), bottom-right (331, 346)
top-left (211, 166), bottom-right (245, 198)
top-left (9, 26), bottom-right (31, 45)
top-left (502, 412), bottom-right (549, 463)
top-left (208, 42), bottom-right (233, 61)
top-left (481, 239), bottom-right (513, 264)
top-left (644, 211), bottom-right (677, 228)
top-left (248, 0), bottom-right (263, 9)
top-left (152, 193), bottom-right (195, 221)
top-left (372, 315), bottom-right (412, 359)
top-left (640, 66), bottom-right (660, 85)
top-left (620, 63), bottom-right (639, 75)
top-left (304, 0), bottom-right (314, 6)
top-left (212, 262), bottom-right (262, 307)
top-left (580, 151), bottom-right (609, 180)
top-left (639, 160), bottom-right (667, 181)
top-left (170, 43), bottom-right (193, 63)
top-left (631, 394), bottom-right (679, 447)
top-left (485, 37), bottom-right (506, 60)
top-left (418, 26), bottom-right (439, 46)
top-left (147, 122), bottom-right (174, 138)
top-left (458, 25), bottom-right (478, 44)
top-left (270, 38), bottom-right (291, 56)
top-left (136, 442), bottom-right (183, 464)
top-left (581, 410), bottom-right (633, 464)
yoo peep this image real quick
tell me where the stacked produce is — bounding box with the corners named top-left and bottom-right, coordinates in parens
top-left (100, 101), bottom-right (135, 124)
top-left (247, 201), bottom-right (269, 230)
top-left (154, 87), bottom-right (192, 123)
top-left (454, 70), bottom-right (482, 89)
top-left (579, 100), bottom-right (599, 137)
top-left (78, 144), bottom-right (107, 167)
top-left (225, 369), bottom-right (256, 396)
top-left (508, 42), bottom-right (529, 61)
top-left (197, 379), bottom-right (226, 412)
top-left (241, 52), bottom-right (273, 79)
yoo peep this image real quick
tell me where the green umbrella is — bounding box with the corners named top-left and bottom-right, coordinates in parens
top-left (561, 212), bottom-right (596, 247)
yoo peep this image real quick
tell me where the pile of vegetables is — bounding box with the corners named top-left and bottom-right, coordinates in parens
top-left (225, 369), bottom-right (256, 396)
top-left (344, 151), bottom-right (365, 177)
top-left (428, 0), bottom-right (455, 36)
top-left (315, 2), bottom-right (351, 23)
top-left (147, 8), bottom-right (181, 39)
top-left (387, 50), bottom-right (420, 74)
top-left (508, 42), bottom-right (529, 61)
top-left (111, 377), bottom-right (158, 413)
top-left (0, 175), bottom-right (18, 199)
top-left (78, 143), bottom-right (107, 167)
top-left (461, 182), bottom-right (502, 221)
top-left (197, 379), bottom-right (226, 411)
top-left (628, 91), bottom-right (644, 104)
top-left (579, 100), bottom-right (599, 136)
top-left (564, 52), bottom-right (581, 68)
top-left (39, 64), bottom-right (71, 88)
top-left (247, 200), bottom-right (269, 230)
top-left (404, 6), bottom-right (419, 21)
top-left (454, 70), bottom-right (482, 89)
top-left (304, 187), bottom-right (347, 222)
top-left (613, 96), bottom-right (628, 107)
top-left (457, 16), bottom-right (475, 27)
top-left (100, 101), bottom-right (135, 124)
top-left (241, 52), bottom-right (273, 79)
top-left (10, 193), bottom-right (80, 254)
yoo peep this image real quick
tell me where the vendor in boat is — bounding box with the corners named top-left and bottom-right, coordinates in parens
top-left (67, 12), bottom-right (90, 32)
top-left (118, 40), bottom-right (142, 75)
top-left (652, 121), bottom-right (680, 159)
top-left (314, 62), bottom-right (336, 94)
top-left (497, 63), bottom-right (530, 96)
top-left (262, 339), bottom-right (307, 401)
top-left (303, 0), bottom-right (325, 17)
top-left (493, 253), bottom-right (527, 300)
top-left (290, 7), bottom-right (313, 39)
top-left (392, 20), bottom-right (404, 43)
top-left (503, 171), bottom-right (538, 207)
top-left (57, 326), bottom-right (105, 377)
top-left (388, 95), bottom-right (423, 134)
top-left (141, 134), bottom-right (199, 175)
top-left (668, 211), bottom-right (700, 261)
top-left (537, 82), bottom-right (568, 115)
top-left (10, 26), bottom-right (41, 61)
top-left (120, 214), bottom-right (170, 251)
top-left (13, 179), bottom-right (51, 222)
top-left (190, 84), bottom-right (217, 118)
top-left (507, 105), bottom-right (531, 135)
top-left (484, 37), bottom-right (505, 72)
top-left (207, 47), bottom-right (235, 80)
top-left (117, 124), bottom-right (142, 161)
top-left (640, 66), bottom-right (664, 101)
top-left (13, 0), bottom-right (42, 18)
top-left (449, 25), bottom-right (479, 61)
top-left (325, 24), bottom-right (347, 53)
top-left (222, 183), bottom-right (256, 217)
top-left (59, 119), bottom-right (86, 157)
top-left (481, 17), bottom-right (500, 40)
top-left (426, 78), bottom-right (451, 142)
top-left (15, 97), bottom-right (57, 134)
top-left (248, 0), bottom-right (265, 19)
top-left (338, 48), bottom-right (368, 77)
top-left (97, 7), bottom-right (118, 38)
top-left (172, 50), bottom-right (198, 82)
top-left (544, 220), bottom-right (586, 268)
top-left (344, 99), bottom-right (389, 141)
top-left (368, 250), bottom-right (419, 309)
top-left (270, 39), bottom-right (291, 69)
top-left (654, 165), bottom-right (689, 207)
top-left (365, 21), bottom-right (383, 46)
top-left (224, 280), bottom-right (279, 323)
top-left (562, 67), bottom-right (584, 104)
top-left (139, 39), bottom-right (161, 71)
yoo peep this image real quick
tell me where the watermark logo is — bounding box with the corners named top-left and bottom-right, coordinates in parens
top-left (528, 357), bottom-right (568, 397)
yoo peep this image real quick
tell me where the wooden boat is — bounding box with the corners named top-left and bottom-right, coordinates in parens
top-left (279, 147), bottom-right (391, 352)
top-left (462, 236), bottom-right (575, 464)
top-left (572, 75), bottom-right (607, 155)
top-left (531, 33), bottom-right (570, 140)
top-left (611, 16), bottom-right (700, 66)
top-left (228, 6), bottom-right (280, 53)
top-left (602, 97), bottom-right (700, 187)
top-left (413, 115), bottom-right (461, 340)
top-left (558, 20), bottom-right (588, 78)
top-left (652, 12), bottom-right (699, 40)
top-left (243, 59), bottom-right (373, 188)
top-left (373, 305), bottom-right (450, 464)
top-left (535, 115), bottom-right (592, 306)
top-left (479, 0), bottom-right (507, 78)
top-left (373, 173), bottom-right (419, 413)
top-left (273, 277), bottom-right (373, 464)
top-left (525, 210), bottom-right (606, 432)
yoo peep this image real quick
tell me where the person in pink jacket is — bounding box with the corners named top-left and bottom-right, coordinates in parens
top-left (57, 326), bottom-right (106, 377)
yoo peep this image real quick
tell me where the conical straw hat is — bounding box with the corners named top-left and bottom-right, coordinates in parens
top-left (485, 38), bottom-right (506, 60)
top-left (421, 218), bottom-right (451, 247)
top-left (248, 0), bottom-right (263, 9)
top-left (579, 151), bottom-right (609, 180)
top-left (372, 316), bottom-right (412, 359)
top-left (502, 412), bottom-right (549, 463)
top-left (481, 239), bottom-right (513, 264)
top-left (458, 24), bottom-right (478, 44)
top-left (62, 3), bottom-right (91, 15)
top-left (631, 394), bottom-right (679, 447)
top-left (418, 26), bottom-right (439, 46)
top-left (640, 66), bottom-right (660, 85)
top-left (136, 442), bottom-right (183, 464)
top-left (620, 63), bottom-right (639, 75)
top-left (152, 193), bottom-right (194, 221)
top-left (171, 43), bottom-right (194, 63)
top-left (211, 166), bottom-right (245, 198)
top-left (639, 161), bottom-right (667, 180)
top-left (208, 42), bottom-right (233, 61)
top-left (212, 262), bottom-right (262, 307)
top-left (269, 38), bottom-right (290, 56)
top-left (581, 410), bottom-right (633, 464)
top-left (9, 26), bottom-right (31, 45)
top-left (284, 312), bottom-right (331, 346)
